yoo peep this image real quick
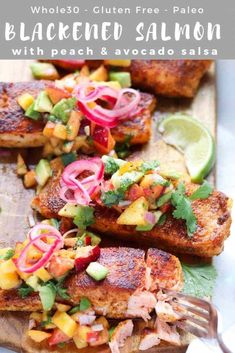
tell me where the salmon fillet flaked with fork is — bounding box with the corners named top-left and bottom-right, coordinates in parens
top-left (0, 247), bottom-right (183, 319)
top-left (31, 158), bottom-right (232, 258)
top-left (0, 81), bottom-right (156, 148)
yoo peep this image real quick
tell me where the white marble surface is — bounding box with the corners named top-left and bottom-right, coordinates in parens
top-left (214, 60), bottom-right (235, 331)
top-left (1, 61), bottom-right (235, 352)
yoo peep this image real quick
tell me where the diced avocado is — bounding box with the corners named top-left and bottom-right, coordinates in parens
top-left (109, 72), bottom-right (131, 88)
top-left (86, 232), bottom-right (101, 246)
top-left (26, 275), bottom-right (40, 291)
top-left (58, 203), bottom-right (80, 218)
top-left (156, 192), bottom-right (172, 208)
top-left (160, 171), bottom-right (181, 180)
top-left (79, 297), bottom-right (91, 311)
top-left (86, 262), bottom-right (108, 281)
top-left (30, 62), bottom-right (59, 80)
top-left (136, 224), bottom-right (154, 231)
top-left (51, 98), bottom-right (76, 123)
top-left (25, 102), bottom-right (41, 120)
top-left (39, 284), bottom-right (56, 311)
top-left (90, 233), bottom-right (101, 246)
top-left (153, 211), bottom-right (163, 223)
top-left (111, 170), bottom-right (144, 190)
top-left (35, 159), bottom-right (52, 187)
top-left (34, 91), bottom-right (53, 113)
top-left (101, 155), bottom-right (126, 175)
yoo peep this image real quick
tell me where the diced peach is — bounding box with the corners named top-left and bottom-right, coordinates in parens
top-left (56, 303), bottom-right (71, 312)
top-left (42, 142), bottom-right (54, 157)
top-left (104, 60), bottom-right (131, 67)
top-left (74, 325), bottom-right (92, 342)
top-left (34, 267), bottom-right (52, 282)
top-left (117, 197), bottom-right (149, 226)
top-left (48, 328), bottom-right (70, 346)
top-left (45, 86), bottom-right (71, 104)
top-left (95, 316), bottom-right (109, 329)
top-left (26, 246), bottom-right (42, 264)
top-left (119, 161), bottom-right (142, 175)
top-left (52, 311), bottom-right (78, 338)
top-left (0, 259), bottom-right (17, 273)
top-left (17, 154), bottom-right (28, 176)
top-left (53, 124), bottom-right (67, 140)
top-left (30, 312), bottom-right (43, 323)
top-left (43, 121), bottom-right (56, 138)
top-left (27, 330), bottom-right (51, 343)
top-left (89, 329), bottom-right (109, 347)
top-left (24, 170), bottom-right (37, 188)
top-left (48, 255), bottom-right (74, 278)
top-left (126, 184), bottom-right (144, 202)
top-left (89, 65), bottom-right (108, 82)
top-left (73, 335), bottom-right (88, 349)
top-left (17, 93), bottom-right (34, 111)
top-left (66, 111), bottom-right (82, 141)
top-left (50, 137), bottom-right (61, 147)
top-left (90, 123), bottom-right (115, 154)
top-left (80, 65), bottom-right (90, 77)
top-left (0, 272), bottom-right (21, 290)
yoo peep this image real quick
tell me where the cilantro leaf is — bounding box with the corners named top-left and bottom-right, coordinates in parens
top-left (73, 206), bottom-right (94, 229)
top-left (139, 160), bottom-right (159, 173)
top-left (0, 249), bottom-right (14, 260)
top-left (18, 283), bottom-right (34, 298)
top-left (101, 189), bottom-right (125, 207)
top-left (55, 277), bottom-right (70, 300)
top-left (189, 180), bottom-right (213, 201)
top-left (182, 263), bottom-right (217, 298)
top-left (171, 182), bottom-right (197, 236)
top-left (115, 135), bottom-right (132, 158)
top-left (79, 297), bottom-right (91, 311)
top-left (68, 305), bottom-right (80, 315)
top-left (172, 196), bottom-right (197, 236)
top-left (56, 283), bottom-right (70, 300)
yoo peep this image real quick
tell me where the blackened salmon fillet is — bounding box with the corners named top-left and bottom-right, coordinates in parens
top-left (0, 247), bottom-right (183, 319)
top-left (31, 158), bottom-right (232, 258)
top-left (0, 81), bottom-right (156, 147)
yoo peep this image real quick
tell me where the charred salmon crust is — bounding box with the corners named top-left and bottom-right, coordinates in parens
top-left (0, 81), bottom-right (155, 148)
top-left (129, 60), bottom-right (212, 98)
top-left (0, 247), bottom-right (183, 318)
top-left (0, 81), bottom-right (48, 147)
top-left (31, 159), bottom-right (232, 258)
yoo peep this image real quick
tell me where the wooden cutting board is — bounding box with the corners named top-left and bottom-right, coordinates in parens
top-left (0, 61), bottom-right (216, 353)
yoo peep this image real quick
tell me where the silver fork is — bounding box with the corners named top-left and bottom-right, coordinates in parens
top-left (166, 290), bottom-right (232, 353)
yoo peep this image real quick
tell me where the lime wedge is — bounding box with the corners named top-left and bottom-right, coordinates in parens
top-left (158, 114), bottom-right (215, 183)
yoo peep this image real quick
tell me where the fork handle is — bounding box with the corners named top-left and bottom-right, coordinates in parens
top-left (217, 334), bottom-right (233, 353)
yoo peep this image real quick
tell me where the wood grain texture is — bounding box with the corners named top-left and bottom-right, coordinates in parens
top-left (0, 60), bottom-right (216, 353)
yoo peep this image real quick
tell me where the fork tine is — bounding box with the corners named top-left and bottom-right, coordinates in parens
top-left (174, 302), bottom-right (210, 320)
top-left (172, 292), bottom-right (211, 309)
top-left (176, 320), bottom-right (208, 338)
top-left (182, 314), bottom-right (209, 329)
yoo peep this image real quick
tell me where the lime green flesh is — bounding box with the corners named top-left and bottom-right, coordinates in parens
top-left (158, 114), bottom-right (215, 183)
